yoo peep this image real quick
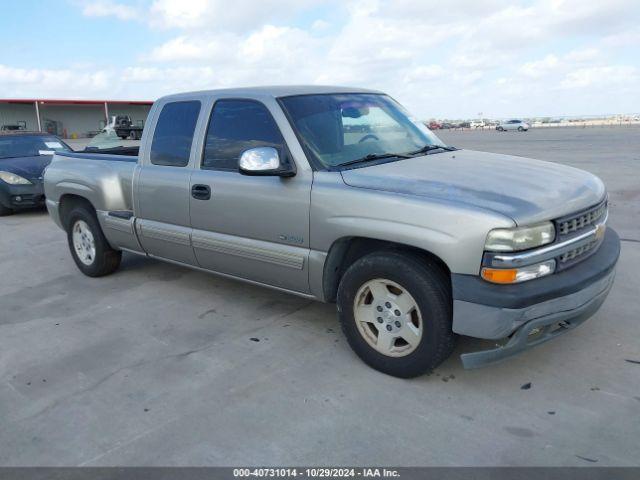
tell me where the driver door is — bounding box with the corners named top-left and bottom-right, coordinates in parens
top-left (189, 98), bottom-right (312, 293)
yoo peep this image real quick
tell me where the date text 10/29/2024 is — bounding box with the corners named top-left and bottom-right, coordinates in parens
top-left (233, 468), bottom-right (400, 478)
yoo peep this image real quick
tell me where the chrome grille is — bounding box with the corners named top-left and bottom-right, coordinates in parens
top-left (557, 200), bottom-right (607, 237)
top-left (558, 238), bottom-right (599, 264)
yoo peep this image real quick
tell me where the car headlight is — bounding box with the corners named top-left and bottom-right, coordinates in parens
top-left (485, 222), bottom-right (555, 252)
top-left (0, 171), bottom-right (32, 185)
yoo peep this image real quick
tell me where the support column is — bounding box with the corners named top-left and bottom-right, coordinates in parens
top-left (104, 101), bottom-right (109, 124)
top-left (34, 101), bottom-right (42, 131)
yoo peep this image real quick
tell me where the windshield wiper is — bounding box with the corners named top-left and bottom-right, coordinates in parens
top-left (408, 144), bottom-right (457, 156)
top-left (338, 152), bottom-right (412, 168)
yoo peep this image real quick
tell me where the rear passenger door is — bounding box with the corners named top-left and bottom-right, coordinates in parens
top-left (136, 100), bottom-right (201, 265)
top-left (189, 98), bottom-right (312, 293)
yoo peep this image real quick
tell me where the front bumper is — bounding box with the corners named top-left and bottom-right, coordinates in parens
top-left (0, 181), bottom-right (45, 210)
top-left (451, 227), bottom-right (620, 368)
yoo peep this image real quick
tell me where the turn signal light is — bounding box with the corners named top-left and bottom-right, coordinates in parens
top-left (481, 260), bottom-right (556, 284)
top-left (481, 268), bottom-right (518, 284)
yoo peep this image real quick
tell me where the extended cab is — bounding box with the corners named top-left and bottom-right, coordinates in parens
top-left (44, 86), bottom-right (620, 377)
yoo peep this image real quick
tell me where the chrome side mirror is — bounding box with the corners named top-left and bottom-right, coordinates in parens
top-left (238, 147), bottom-right (295, 177)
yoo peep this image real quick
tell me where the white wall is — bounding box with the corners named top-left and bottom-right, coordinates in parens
top-left (0, 103), bottom-right (39, 130)
top-left (0, 102), bottom-right (152, 138)
top-left (37, 104), bottom-right (105, 137)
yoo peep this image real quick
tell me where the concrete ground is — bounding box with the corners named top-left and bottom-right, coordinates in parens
top-left (1, 127), bottom-right (639, 466)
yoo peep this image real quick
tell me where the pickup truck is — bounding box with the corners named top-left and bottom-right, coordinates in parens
top-left (43, 86), bottom-right (620, 377)
top-left (109, 115), bottom-right (144, 140)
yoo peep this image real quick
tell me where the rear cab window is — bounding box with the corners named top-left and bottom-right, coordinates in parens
top-left (150, 101), bottom-right (201, 167)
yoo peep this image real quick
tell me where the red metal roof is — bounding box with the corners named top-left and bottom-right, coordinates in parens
top-left (0, 99), bottom-right (153, 105)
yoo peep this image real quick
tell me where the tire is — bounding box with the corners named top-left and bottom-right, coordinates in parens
top-left (518, 126), bottom-right (524, 131)
top-left (0, 203), bottom-right (13, 216)
top-left (66, 206), bottom-right (121, 277)
top-left (337, 251), bottom-right (456, 378)
top-left (497, 126), bottom-right (504, 131)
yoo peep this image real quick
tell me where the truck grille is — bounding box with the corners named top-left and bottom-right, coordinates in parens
top-left (481, 198), bottom-right (609, 272)
top-left (557, 238), bottom-right (600, 269)
top-left (556, 200), bottom-right (607, 238)
top-left (554, 198), bottom-right (607, 271)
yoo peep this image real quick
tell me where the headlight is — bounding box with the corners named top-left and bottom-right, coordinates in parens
top-left (485, 222), bottom-right (555, 252)
top-left (0, 171), bottom-right (32, 185)
top-left (481, 259), bottom-right (556, 284)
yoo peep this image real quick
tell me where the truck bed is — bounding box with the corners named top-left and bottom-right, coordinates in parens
top-left (81, 145), bottom-right (140, 157)
top-left (44, 150), bottom-right (142, 252)
top-left (45, 150), bottom-right (138, 213)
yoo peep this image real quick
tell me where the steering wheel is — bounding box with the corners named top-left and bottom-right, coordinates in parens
top-left (359, 134), bottom-right (380, 143)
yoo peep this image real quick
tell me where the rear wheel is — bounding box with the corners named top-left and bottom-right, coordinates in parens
top-left (66, 206), bottom-right (121, 277)
top-left (337, 251), bottom-right (456, 378)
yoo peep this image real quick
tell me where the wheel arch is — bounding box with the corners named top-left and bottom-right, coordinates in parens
top-left (58, 193), bottom-right (97, 229)
top-left (322, 236), bottom-right (451, 303)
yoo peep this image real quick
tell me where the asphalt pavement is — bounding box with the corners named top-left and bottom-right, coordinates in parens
top-left (1, 126), bottom-right (638, 466)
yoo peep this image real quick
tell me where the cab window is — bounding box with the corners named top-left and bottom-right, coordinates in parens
top-left (202, 100), bottom-right (284, 171)
top-left (150, 101), bottom-right (201, 167)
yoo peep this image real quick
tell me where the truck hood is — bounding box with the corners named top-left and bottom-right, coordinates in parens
top-left (0, 155), bottom-right (52, 182)
top-left (340, 149), bottom-right (605, 225)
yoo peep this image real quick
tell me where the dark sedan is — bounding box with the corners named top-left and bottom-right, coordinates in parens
top-left (0, 131), bottom-right (72, 216)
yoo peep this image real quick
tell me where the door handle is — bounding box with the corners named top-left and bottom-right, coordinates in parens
top-left (191, 184), bottom-right (211, 200)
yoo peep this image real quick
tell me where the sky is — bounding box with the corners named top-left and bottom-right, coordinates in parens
top-left (0, 0), bottom-right (639, 119)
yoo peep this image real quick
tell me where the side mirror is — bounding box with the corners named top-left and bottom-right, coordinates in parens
top-left (238, 147), bottom-right (295, 177)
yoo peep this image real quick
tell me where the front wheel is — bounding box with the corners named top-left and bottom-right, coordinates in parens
top-left (517, 126), bottom-right (524, 131)
top-left (497, 126), bottom-right (504, 131)
top-left (337, 251), bottom-right (456, 378)
top-left (0, 203), bottom-right (13, 216)
top-left (66, 206), bottom-right (122, 277)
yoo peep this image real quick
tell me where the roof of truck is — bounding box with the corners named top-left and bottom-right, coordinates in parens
top-left (159, 85), bottom-right (383, 102)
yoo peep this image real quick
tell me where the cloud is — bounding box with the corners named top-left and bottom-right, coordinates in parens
top-left (602, 28), bottom-right (640, 47)
top-left (519, 55), bottom-right (560, 78)
top-left (147, 36), bottom-right (228, 62)
top-left (560, 65), bottom-right (639, 89)
top-left (0, 64), bottom-right (112, 97)
top-left (80, 0), bottom-right (139, 20)
top-left (16, 0), bottom-right (640, 117)
top-left (149, 0), bottom-right (210, 28)
top-left (403, 65), bottom-right (446, 83)
top-left (564, 48), bottom-right (600, 63)
top-left (148, 0), bottom-right (324, 30)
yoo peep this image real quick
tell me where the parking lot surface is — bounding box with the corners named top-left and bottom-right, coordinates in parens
top-left (1, 127), bottom-right (639, 466)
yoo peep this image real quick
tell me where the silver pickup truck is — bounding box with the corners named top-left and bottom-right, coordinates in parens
top-left (44, 86), bottom-right (620, 377)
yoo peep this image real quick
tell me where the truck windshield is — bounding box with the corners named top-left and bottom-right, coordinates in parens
top-left (279, 93), bottom-right (446, 168)
top-left (0, 134), bottom-right (71, 159)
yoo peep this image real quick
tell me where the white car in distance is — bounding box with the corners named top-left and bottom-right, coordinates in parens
top-left (497, 119), bottom-right (530, 131)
